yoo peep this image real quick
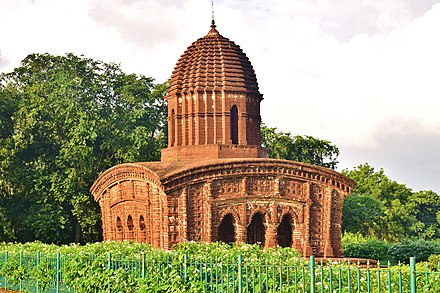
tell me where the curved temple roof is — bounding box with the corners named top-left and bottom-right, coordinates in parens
top-left (168, 20), bottom-right (260, 94)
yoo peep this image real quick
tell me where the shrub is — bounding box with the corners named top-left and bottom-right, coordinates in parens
top-left (343, 239), bottom-right (391, 261)
top-left (388, 240), bottom-right (440, 263)
top-left (428, 254), bottom-right (440, 271)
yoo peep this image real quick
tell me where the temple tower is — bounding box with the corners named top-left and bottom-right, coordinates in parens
top-left (161, 21), bottom-right (268, 161)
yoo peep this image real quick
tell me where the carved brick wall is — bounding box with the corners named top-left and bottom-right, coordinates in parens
top-left (91, 159), bottom-right (354, 257)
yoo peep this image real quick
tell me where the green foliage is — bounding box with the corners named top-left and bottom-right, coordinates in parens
top-left (342, 195), bottom-right (383, 237)
top-left (428, 254), bottom-right (440, 271)
top-left (0, 53), bottom-right (168, 243)
top-left (0, 256), bottom-right (25, 285)
top-left (343, 239), bottom-right (391, 261)
top-left (342, 163), bottom-right (440, 242)
top-left (0, 242), bottom-right (303, 292)
top-left (388, 240), bottom-right (440, 264)
top-left (407, 190), bottom-right (440, 239)
top-left (174, 241), bottom-right (301, 263)
top-left (260, 124), bottom-right (340, 169)
top-left (342, 234), bottom-right (440, 264)
top-left (0, 241), bottom-right (439, 292)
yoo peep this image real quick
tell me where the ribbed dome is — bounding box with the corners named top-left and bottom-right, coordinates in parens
top-left (168, 21), bottom-right (260, 94)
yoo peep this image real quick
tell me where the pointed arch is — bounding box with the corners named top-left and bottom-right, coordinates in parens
top-left (139, 215), bottom-right (146, 231)
top-left (277, 214), bottom-right (293, 247)
top-left (116, 216), bottom-right (123, 231)
top-left (247, 212), bottom-right (266, 246)
top-left (218, 213), bottom-right (235, 243)
top-left (127, 215), bottom-right (134, 231)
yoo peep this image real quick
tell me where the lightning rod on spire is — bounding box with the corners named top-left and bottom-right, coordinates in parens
top-left (211, 0), bottom-right (215, 22)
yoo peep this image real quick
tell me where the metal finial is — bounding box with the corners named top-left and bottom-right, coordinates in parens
top-left (211, 0), bottom-right (215, 22)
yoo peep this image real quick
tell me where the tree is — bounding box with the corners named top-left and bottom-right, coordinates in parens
top-left (260, 124), bottom-right (340, 169)
top-left (342, 163), bottom-right (439, 242)
top-left (342, 194), bottom-right (383, 237)
top-left (407, 190), bottom-right (440, 239)
top-left (0, 53), bottom-right (167, 243)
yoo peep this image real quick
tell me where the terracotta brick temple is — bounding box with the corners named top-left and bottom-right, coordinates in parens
top-left (90, 20), bottom-right (355, 257)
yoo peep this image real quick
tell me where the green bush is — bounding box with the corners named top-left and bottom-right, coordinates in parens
top-left (428, 254), bottom-right (440, 271)
top-left (343, 239), bottom-right (391, 261)
top-left (388, 240), bottom-right (440, 263)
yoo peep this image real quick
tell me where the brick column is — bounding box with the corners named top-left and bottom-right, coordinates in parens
top-left (241, 177), bottom-right (248, 196)
top-left (302, 201), bottom-right (313, 257)
top-left (188, 92), bottom-right (194, 145)
top-left (203, 181), bottom-right (213, 242)
top-left (101, 190), bottom-right (111, 241)
top-left (331, 191), bottom-right (344, 257)
top-left (274, 177), bottom-right (280, 195)
top-left (178, 188), bottom-right (188, 242)
top-left (182, 93), bottom-right (188, 145)
top-left (162, 194), bottom-right (169, 249)
top-left (264, 223), bottom-right (277, 248)
top-left (323, 187), bottom-right (334, 257)
top-left (235, 223), bottom-right (246, 244)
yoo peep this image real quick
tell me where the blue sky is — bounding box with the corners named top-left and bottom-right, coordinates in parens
top-left (1, 0), bottom-right (439, 193)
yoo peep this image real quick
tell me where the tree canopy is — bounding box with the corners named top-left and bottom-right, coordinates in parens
top-left (0, 53), bottom-right (167, 243)
top-left (342, 164), bottom-right (440, 242)
top-left (260, 124), bottom-right (340, 169)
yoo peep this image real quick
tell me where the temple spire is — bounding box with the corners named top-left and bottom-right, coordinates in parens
top-left (207, 0), bottom-right (219, 36)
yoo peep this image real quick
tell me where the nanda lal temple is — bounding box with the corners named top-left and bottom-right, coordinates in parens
top-left (90, 20), bottom-right (355, 258)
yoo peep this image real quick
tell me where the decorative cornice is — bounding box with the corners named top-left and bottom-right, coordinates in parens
top-left (160, 159), bottom-right (355, 194)
top-left (90, 163), bottom-right (163, 202)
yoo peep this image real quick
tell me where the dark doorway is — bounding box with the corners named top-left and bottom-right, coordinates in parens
top-left (247, 213), bottom-right (265, 246)
top-left (277, 214), bottom-right (293, 248)
top-left (230, 105), bottom-right (238, 144)
top-left (218, 214), bottom-right (235, 243)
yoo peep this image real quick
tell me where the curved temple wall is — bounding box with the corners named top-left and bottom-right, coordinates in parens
top-left (91, 159), bottom-right (354, 257)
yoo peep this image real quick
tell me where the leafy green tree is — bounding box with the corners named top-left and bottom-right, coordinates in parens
top-left (342, 163), bottom-right (439, 242)
top-left (0, 53), bottom-right (167, 243)
top-left (261, 124), bottom-right (339, 169)
top-left (342, 194), bottom-right (383, 237)
top-left (407, 190), bottom-right (440, 239)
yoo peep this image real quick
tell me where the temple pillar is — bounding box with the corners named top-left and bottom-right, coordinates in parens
top-left (323, 186), bottom-right (334, 257)
top-left (235, 223), bottom-right (246, 244)
top-left (178, 188), bottom-right (188, 242)
top-left (203, 181), bottom-right (213, 242)
top-left (161, 194), bottom-right (169, 249)
top-left (264, 223), bottom-right (277, 248)
top-left (302, 201), bottom-right (313, 256)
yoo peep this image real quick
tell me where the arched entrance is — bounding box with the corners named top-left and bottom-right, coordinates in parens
top-left (247, 213), bottom-right (265, 245)
top-left (218, 214), bottom-right (235, 243)
top-left (277, 214), bottom-right (293, 248)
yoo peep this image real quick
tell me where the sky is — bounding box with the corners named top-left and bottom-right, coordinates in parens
top-left (1, 0), bottom-right (439, 194)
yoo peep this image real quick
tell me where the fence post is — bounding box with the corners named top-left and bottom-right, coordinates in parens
top-left (410, 257), bottom-right (416, 293)
top-left (19, 251), bottom-right (23, 292)
top-left (238, 255), bottom-right (243, 293)
top-left (4, 251), bottom-right (8, 289)
top-left (56, 252), bottom-right (60, 293)
top-left (184, 254), bottom-right (188, 283)
top-left (107, 252), bottom-right (112, 292)
top-left (36, 251), bottom-right (40, 293)
top-left (141, 252), bottom-right (145, 279)
top-left (310, 256), bottom-right (315, 293)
